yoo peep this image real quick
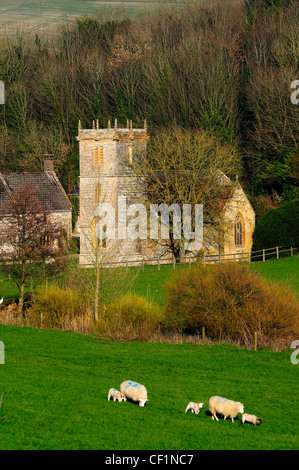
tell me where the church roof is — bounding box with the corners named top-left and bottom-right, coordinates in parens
top-left (0, 171), bottom-right (72, 214)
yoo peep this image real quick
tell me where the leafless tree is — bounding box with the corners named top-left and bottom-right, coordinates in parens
top-left (0, 186), bottom-right (67, 316)
top-left (133, 127), bottom-right (240, 260)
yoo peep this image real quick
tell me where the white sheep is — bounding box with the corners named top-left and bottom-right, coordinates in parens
top-left (185, 402), bottom-right (204, 415)
top-left (209, 396), bottom-right (244, 422)
top-left (120, 380), bottom-right (148, 407)
top-left (107, 388), bottom-right (126, 403)
top-left (242, 413), bottom-right (262, 426)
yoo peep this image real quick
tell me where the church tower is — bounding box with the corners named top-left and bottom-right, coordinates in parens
top-left (77, 119), bottom-right (148, 266)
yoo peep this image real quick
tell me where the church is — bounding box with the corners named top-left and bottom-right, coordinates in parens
top-left (76, 121), bottom-right (255, 266)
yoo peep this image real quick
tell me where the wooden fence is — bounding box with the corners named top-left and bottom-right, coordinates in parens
top-left (90, 245), bottom-right (298, 270)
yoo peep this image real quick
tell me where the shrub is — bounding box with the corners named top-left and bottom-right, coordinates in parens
top-left (27, 285), bottom-right (88, 329)
top-left (94, 293), bottom-right (163, 341)
top-left (163, 263), bottom-right (299, 347)
top-left (252, 200), bottom-right (299, 251)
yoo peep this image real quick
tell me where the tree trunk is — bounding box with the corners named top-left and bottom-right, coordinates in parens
top-left (94, 251), bottom-right (100, 322)
top-left (18, 280), bottom-right (25, 317)
top-left (18, 262), bottom-right (26, 317)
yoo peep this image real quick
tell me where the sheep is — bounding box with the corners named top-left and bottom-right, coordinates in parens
top-left (209, 396), bottom-right (244, 423)
top-left (107, 388), bottom-right (126, 403)
top-left (120, 380), bottom-right (148, 407)
top-left (242, 413), bottom-right (262, 426)
top-left (185, 402), bottom-right (204, 415)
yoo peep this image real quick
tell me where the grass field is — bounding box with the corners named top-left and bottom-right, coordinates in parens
top-left (0, 0), bottom-right (176, 34)
top-left (0, 324), bottom-right (298, 450)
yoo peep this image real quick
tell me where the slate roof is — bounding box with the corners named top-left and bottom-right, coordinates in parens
top-left (0, 171), bottom-right (72, 213)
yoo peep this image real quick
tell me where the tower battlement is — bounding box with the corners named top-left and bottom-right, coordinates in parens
top-left (77, 119), bottom-right (148, 143)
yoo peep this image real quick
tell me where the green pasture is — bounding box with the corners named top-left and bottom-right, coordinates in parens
top-left (0, 324), bottom-right (298, 450)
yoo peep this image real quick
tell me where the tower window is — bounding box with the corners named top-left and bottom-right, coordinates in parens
top-left (94, 147), bottom-right (104, 165)
top-left (94, 147), bottom-right (98, 165)
top-left (99, 147), bottom-right (104, 165)
top-left (91, 218), bottom-right (107, 250)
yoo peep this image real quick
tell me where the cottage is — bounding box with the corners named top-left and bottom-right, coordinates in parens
top-left (0, 156), bottom-right (72, 255)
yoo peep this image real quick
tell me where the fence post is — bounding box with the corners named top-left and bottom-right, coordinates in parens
top-left (254, 331), bottom-right (257, 351)
top-left (173, 256), bottom-right (176, 269)
top-left (158, 259), bottom-right (160, 271)
top-left (189, 253), bottom-right (191, 268)
top-left (142, 258), bottom-right (144, 272)
top-left (202, 327), bottom-right (205, 343)
top-left (276, 246), bottom-right (279, 259)
top-left (263, 249), bottom-right (265, 262)
top-left (291, 247), bottom-right (293, 256)
top-left (248, 252), bottom-right (251, 263)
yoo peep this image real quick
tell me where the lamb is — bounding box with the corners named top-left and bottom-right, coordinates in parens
top-left (185, 402), bottom-right (204, 415)
top-left (209, 396), bottom-right (244, 422)
top-left (120, 380), bottom-right (148, 407)
top-left (107, 388), bottom-right (126, 403)
top-left (242, 413), bottom-right (262, 426)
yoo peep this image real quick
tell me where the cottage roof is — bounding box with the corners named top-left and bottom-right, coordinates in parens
top-left (0, 171), bottom-right (72, 213)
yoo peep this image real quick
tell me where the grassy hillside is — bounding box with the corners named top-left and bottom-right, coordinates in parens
top-left (0, 0), bottom-right (170, 34)
top-left (0, 324), bottom-right (298, 450)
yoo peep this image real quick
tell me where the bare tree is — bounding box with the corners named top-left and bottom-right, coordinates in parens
top-left (0, 186), bottom-right (67, 316)
top-left (133, 127), bottom-right (240, 261)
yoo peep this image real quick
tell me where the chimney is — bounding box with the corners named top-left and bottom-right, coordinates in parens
top-left (44, 154), bottom-right (54, 172)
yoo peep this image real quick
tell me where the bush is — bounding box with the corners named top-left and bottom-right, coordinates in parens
top-left (23, 287), bottom-right (163, 340)
top-left (252, 200), bottom-right (299, 251)
top-left (27, 285), bottom-right (88, 329)
top-left (95, 294), bottom-right (163, 341)
top-left (163, 263), bottom-right (299, 347)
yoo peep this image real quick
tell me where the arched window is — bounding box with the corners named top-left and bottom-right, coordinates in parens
top-left (234, 214), bottom-right (244, 246)
top-left (90, 217), bottom-right (107, 250)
